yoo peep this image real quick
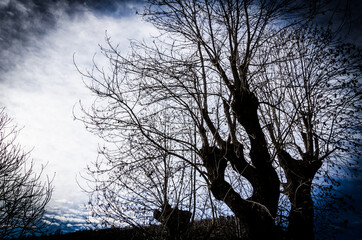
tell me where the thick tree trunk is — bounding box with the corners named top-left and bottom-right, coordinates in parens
top-left (200, 146), bottom-right (277, 240)
top-left (198, 85), bottom-right (280, 239)
top-left (287, 182), bottom-right (315, 240)
top-left (278, 150), bottom-right (321, 240)
top-left (210, 176), bottom-right (276, 240)
top-left (232, 89), bottom-right (280, 217)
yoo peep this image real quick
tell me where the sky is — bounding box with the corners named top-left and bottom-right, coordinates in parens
top-left (0, 0), bottom-right (155, 233)
top-left (0, 0), bottom-right (361, 237)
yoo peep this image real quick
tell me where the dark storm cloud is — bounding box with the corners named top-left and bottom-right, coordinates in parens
top-left (312, 0), bottom-right (362, 47)
top-left (1, 0), bottom-right (360, 75)
top-left (0, 0), bottom-right (58, 72)
top-left (0, 0), bottom-right (144, 73)
top-left (75, 0), bottom-right (145, 16)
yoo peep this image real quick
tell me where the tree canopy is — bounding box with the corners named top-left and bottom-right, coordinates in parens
top-left (76, 1), bottom-right (361, 239)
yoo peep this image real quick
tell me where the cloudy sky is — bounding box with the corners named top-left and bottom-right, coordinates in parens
top-left (0, 0), bottom-right (361, 236)
top-left (0, 0), bottom-right (155, 232)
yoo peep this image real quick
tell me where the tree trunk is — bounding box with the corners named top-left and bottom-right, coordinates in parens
top-left (210, 177), bottom-right (277, 240)
top-left (200, 146), bottom-right (277, 240)
top-left (278, 150), bottom-right (321, 240)
top-left (231, 89), bottom-right (280, 217)
top-left (287, 182), bottom-right (315, 240)
top-left (153, 203), bottom-right (192, 240)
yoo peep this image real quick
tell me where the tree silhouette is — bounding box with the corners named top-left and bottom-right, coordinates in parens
top-left (0, 108), bottom-right (52, 239)
top-left (76, 1), bottom-right (361, 239)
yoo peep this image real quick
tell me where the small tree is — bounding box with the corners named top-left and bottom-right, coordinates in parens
top-left (0, 108), bottom-right (52, 239)
top-left (80, 110), bottom-right (202, 239)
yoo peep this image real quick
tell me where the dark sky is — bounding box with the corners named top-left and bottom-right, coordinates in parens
top-left (314, 0), bottom-right (362, 46)
top-left (0, 0), bottom-right (144, 72)
top-left (0, 0), bottom-right (361, 72)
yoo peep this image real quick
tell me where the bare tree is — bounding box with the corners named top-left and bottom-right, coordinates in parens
top-left (79, 105), bottom-right (209, 239)
top-left (76, 1), bottom-right (361, 239)
top-left (0, 108), bottom-right (52, 239)
top-left (259, 24), bottom-right (361, 239)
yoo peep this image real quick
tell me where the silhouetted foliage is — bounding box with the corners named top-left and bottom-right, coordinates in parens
top-left (14, 217), bottom-right (248, 240)
top-left (0, 108), bottom-right (53, 239)
top-left (75, 1), bottom-right (361, 239)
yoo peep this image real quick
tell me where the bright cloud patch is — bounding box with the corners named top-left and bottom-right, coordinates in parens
top-left (44, 200), bottom-right (92, 233)
top-left (0, 0), bottom-right (156, 232)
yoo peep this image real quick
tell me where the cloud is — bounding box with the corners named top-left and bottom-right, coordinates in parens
top-left (0, 0), bottom-right (145, 74)
top-left (44, 200), bottom-right (92, 233)
top-left (0, 0), bottom-right (64, 72)
top-left (0, 0), bottom-right (155, 231)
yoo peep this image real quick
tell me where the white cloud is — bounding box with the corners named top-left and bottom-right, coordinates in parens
top-left (0, 0), bottom-right (10, 8)
top-left (44, 199), bottom-right (93, 232)
top-left (0, 4), bottom-right (156, 224)
top-left (53, 215), bottom-right (87, 224)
